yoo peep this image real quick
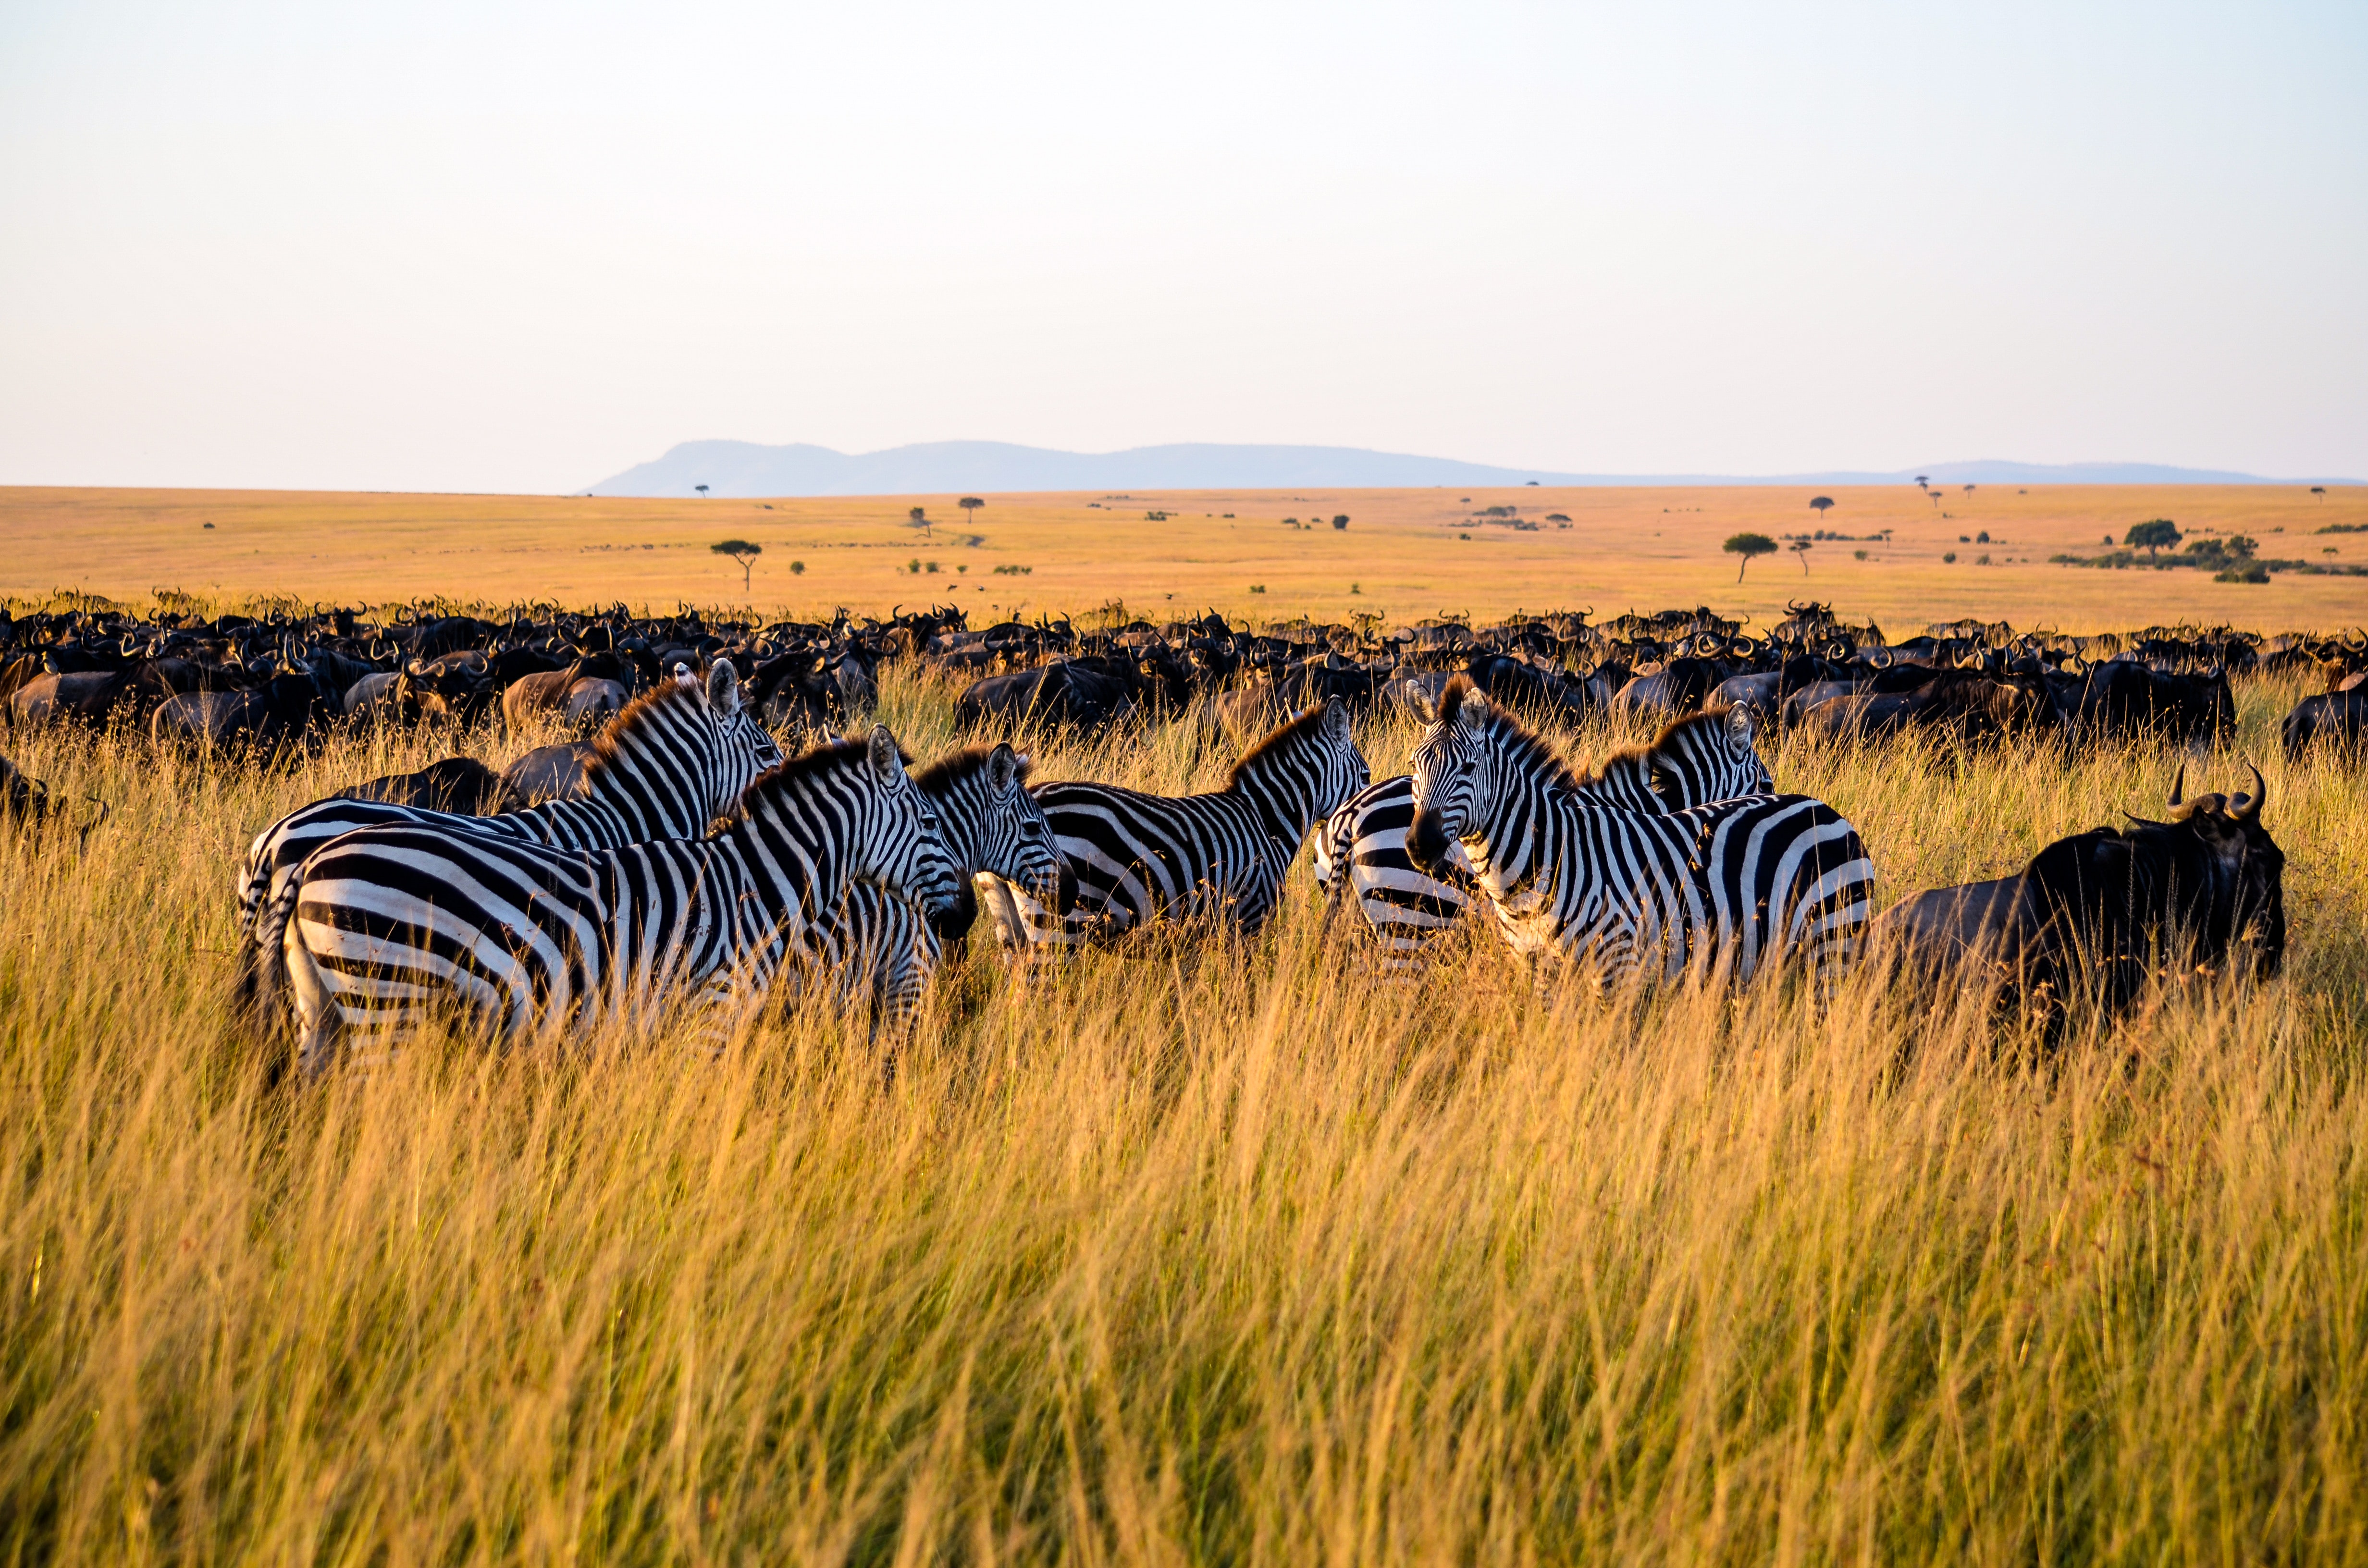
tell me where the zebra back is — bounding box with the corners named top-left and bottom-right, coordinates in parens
top-left (235, 664), bottom-right (779, 1023)
top-left (278, 725), bottom-right (953, 1069)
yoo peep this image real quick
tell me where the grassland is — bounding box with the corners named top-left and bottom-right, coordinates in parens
top-left (4, 482), bottom-right (2365, 633)
top-left (3, 665), bottom-right (2366, 1562)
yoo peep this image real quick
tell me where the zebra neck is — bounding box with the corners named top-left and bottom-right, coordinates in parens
top-left (580, 749), bottom-right (703, 838)
top-left (1471, 770), bottom-right (1577, 902)
top-left (717, 808), bottom-right (856, 938)
top-left (1229, 745), bottom-right (1324, 849)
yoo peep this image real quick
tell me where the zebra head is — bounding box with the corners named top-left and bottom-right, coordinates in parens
top-left (858, 725), bottom-right (966, 935)
top-left (1648, 702), bottom-right (1772, 806)
top-left (706, 659), bottom-right (787, 788)
top-left (967, 745), bottom-right (1073, 917)
top-left (1408, 675), bottom-right (1543, 877)
top-left (913, 741), bottom-right (1074, 935)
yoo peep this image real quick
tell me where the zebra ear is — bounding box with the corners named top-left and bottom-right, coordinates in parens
top-left (705, 661), bottom-right (741, 714)
top-left (672, 662), bottom-right (698, 690)
top-left (987, 742), bottom-right (1020, 792)
top-left (1320, 700), bottom-right (1350, 739)
top-left (866, 724), bottom-right (904, 784)
top-left (1456, 686), bottom-right (1492, 728)
top-left (1726, 703), bottom-right (1757, 747)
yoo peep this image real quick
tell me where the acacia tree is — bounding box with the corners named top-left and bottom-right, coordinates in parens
top-left (1790, 538), bottom-right (1813, 575)
top-left (910, 505), bottom-right (930, 540)
top-left (2124, 518), bottom-right (2182, 556)
top-left (959, 496), bottom-right (985, 523)
top-left (695, 484), bottom-right (710, 497)
top-left (2312, 486), bottom-right (2328, 502)
top-left (1809, 496), bottom-right (1835, 521)
top-left (712, 539), bottom-right (761, 591)
top-left (1725, 532), bottom-right (1777, 581)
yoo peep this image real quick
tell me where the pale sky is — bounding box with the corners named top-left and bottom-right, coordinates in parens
top-left (2, 1), bottom-right (2362, 491)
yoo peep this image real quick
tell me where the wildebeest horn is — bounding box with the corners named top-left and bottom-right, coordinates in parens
top-left (2167, 763), bottom-right (2185, 809)
top-left (2231, 761), bottom-right (2265, 822)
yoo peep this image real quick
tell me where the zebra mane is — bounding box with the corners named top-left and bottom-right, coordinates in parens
top-left (738, 737), bottom-right (880, 810)
top-left (913, 745), bottom-right (1031, 795)
top-left (1582, 707), bottom-right (1730, 784)
top-left (1227, 703), bottom-right (1335, 789)
top-left (581, 678), bottom-right (709, 785)
top-left (1434, 674), bottom-right (1588, 793)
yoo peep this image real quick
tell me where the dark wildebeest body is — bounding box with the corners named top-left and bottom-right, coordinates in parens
top-left (500, 742), bottom-right (598, 805)
top-left (956, 661), bottom-right (1136, 733)
top-left (1877, 768), bottom-right (2283, 1019)
top-left (2282, 688), bottom-right (2368, 759)
top-left (331, 756), bottom-right (515, 814)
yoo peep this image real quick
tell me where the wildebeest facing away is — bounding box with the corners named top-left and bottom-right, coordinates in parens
top-left (330, 757), bottom-right (515, 814)
top-left (1876, 767), bottom-right (2284, 1020)
top-left (2282, 687), bottom-right (2368, 759)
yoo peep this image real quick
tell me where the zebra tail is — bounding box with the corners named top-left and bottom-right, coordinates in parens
top-left (243, 872), bottom-right (307, 1050)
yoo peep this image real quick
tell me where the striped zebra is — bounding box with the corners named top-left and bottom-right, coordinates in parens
top-left (275, 727), bottom-right (962, 1072)
top-left (802, 743), bottom-right (1071, 1034)
top-left (1315, 703), bottom-right (1775, 966)
top-left (1407, 678), bottom-right (1872, 987)
top-left (979, 701), bottom-right (1369, 949)
top-left (234, 663), bottom-right (780, 1020)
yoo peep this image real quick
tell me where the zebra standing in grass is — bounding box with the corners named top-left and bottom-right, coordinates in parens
top-left (1316, 703), bottom-right (1775, 966)
top-left (276, 728), bottom-right (962, 1072)
top-left (803, 743), bottom-right (1072, 1033)
top-left (1407, 678), bottom-right (1872, 987)
top-left (234, 663), bottom-right (780, 1021)
top-left (978, 701), bottom-right (1369, 949)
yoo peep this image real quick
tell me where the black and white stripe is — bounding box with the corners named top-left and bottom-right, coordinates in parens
top-left (1316, 704), bottom-right (1775, 965)
top-left (980, 702), bottom-right (1369, 948)
top-left (1406, 679), bottom-right (1870, 987)
top-left (803, 743), bottom-right (1070, 1034)
top-left (275, 727), bottom-right (961, 1070)
top-left (234, 663), bottom-right (781, 1018)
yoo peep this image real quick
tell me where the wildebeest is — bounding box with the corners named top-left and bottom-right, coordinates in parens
top-left (1, 751), bottom-right (58, 827)
top-left (500, 742), bottom-right (598, 805)
top-left (956, 660), bottom-right (1136, 734)
top-left (331, 756), bottom-right (515, 814)
top-left (1876, 766), bottom-right (2284, 1018)
top-left (2282, 687), bottom-right (2368, 759)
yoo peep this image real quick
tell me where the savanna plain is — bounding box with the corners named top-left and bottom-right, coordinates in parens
top-left (4, 483), bottom-right (2368, 1563)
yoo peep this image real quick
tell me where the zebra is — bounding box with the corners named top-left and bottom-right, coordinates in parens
top-left (978, 700), bottom-right (1369, 949)
top-left (274, 727), bottom-right (962, 1073)
top-left (1406, 677), bottom-right (1872, 988)
top-left (233, 662), bottom-right (780, 1022)
top-left (802, 743), bottom-right (1072, 1034)
top-left (1315, 703), bottom-right (1775, 966)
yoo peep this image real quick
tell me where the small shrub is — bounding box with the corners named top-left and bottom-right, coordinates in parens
top-left (1854, 549), bottom-right (1868, 561)
top-left (1248, 584), bottom-right (1267, 594)
top-left (908, 559), bottom-right (922, 574)
top-left (1349, 583), bottom-right (1361, 595)
top-left (1975, 530), bottom-right (1990, 543)
top-left (1944, 551), bottom-right (1958, 564)
top-left (789, 560), bottom-right (805, 576)
top-left (1458, 533), bottom-right (1471, 541)
top-left (1976, 553), bottom-right (1992, 565)
top-left (925, 561), bottom-right (941, 574)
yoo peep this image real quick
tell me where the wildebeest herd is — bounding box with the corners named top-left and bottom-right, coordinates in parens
top-left (0, 597), bottom-right (2342, 1060)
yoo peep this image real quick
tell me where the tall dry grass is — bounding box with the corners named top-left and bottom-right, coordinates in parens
top-left (1, 673), bottom-right (2364, 1563)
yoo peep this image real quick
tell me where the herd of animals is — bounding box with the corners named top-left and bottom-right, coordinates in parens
top-left (0, 597), bottom-right (2345, 1067)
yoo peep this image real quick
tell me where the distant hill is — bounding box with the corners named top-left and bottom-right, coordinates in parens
top-left (586, 441), bottom-right (2356, 497)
